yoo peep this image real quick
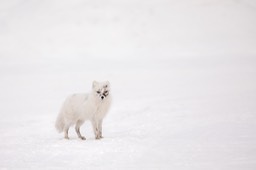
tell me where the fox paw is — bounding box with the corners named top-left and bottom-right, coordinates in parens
top-left (80, 136), bottom-right (86, 140)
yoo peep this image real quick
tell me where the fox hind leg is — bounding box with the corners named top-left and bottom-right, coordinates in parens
top-left (64, 126), bottom-right (69, 139)
top-left (75, 120), bottom-right (86, 140)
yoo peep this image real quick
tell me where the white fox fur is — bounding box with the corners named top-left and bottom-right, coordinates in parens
top-left (55, 81), bottom-right (112, 140)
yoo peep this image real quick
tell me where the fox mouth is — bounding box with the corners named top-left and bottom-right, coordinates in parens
top-left (100, 93), bottom-right (108, 100)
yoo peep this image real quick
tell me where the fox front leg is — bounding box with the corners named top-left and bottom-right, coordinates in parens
top-left (98, 119), bottom-right (103, 139)
top-left (91, 119), bottom-right (101, 139)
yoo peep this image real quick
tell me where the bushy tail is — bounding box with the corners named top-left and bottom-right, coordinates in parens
top-left (55, 113), bottom-right (65, 133)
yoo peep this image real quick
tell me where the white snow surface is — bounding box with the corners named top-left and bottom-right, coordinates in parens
top-left (1, 0), bottom-right (256, 169)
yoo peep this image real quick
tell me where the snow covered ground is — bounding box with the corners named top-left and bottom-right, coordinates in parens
top-left (0, 0), bottom-right (256, 169)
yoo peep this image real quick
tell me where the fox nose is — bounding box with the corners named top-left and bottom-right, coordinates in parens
top-left (101, 96), bottom-right (104, 100)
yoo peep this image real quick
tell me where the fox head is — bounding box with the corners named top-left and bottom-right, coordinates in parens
top-left (92, 81), bottom-right (110, 101)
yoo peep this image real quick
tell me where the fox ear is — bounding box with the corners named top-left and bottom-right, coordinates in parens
top-left (105, 81), bottom-right (110, 88)
top-left (92, 81), bottom-right (98, 88)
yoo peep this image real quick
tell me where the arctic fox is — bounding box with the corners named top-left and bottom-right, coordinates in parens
top-left (55, 81), bottom-right (112, 140)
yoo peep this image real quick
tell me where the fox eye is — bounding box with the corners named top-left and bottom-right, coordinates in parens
top-left (97, 91), bottom-right (100, 94)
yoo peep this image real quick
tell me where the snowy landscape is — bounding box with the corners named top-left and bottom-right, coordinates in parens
top-left (0, 0), bottom-right (256, 169)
